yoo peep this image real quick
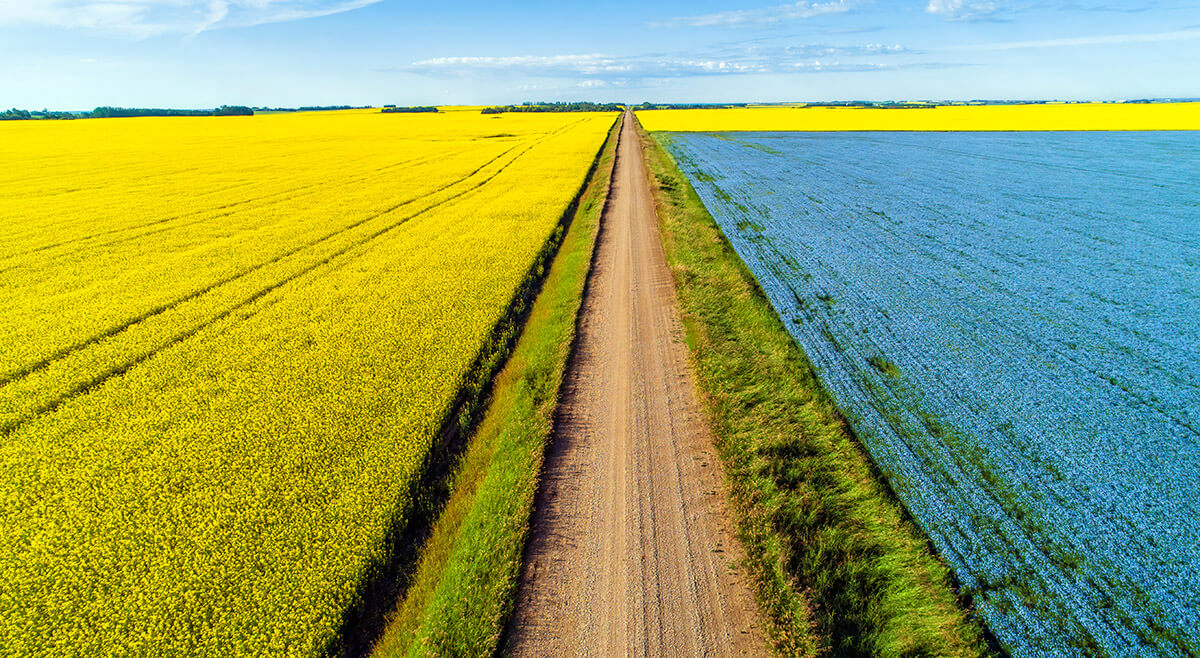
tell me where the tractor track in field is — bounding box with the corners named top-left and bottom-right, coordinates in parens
top-left (507, 113), bottom-right (768, 656)
top-left (0, 119), bottom-right (591, 436)
top-left (0, 123), bottom-right (575, 265)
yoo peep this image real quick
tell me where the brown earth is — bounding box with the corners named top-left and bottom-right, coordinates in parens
top-left (506, 113), bottom-right (769, 657)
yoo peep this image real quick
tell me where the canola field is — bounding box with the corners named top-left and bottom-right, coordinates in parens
top-left (657, 128), bottom-right (1200, 655)
top-left (639, 101), bottom-right (1200, 132)
top-left (0, 109), bottom-right (614, 655)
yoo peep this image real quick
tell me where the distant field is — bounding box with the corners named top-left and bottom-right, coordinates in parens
top-left (659, 129), bottom-right (1200, 655)
top-left (0, 110), bottom-right (613, 654)
top-left (638, 102), bottom-right (1200, 131)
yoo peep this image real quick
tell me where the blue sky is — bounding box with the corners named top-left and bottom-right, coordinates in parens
top-left (1, 1), bottom-right (1198, 108)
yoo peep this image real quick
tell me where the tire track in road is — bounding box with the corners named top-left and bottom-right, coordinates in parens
top-left (508, 113), bottom-right (768, 656)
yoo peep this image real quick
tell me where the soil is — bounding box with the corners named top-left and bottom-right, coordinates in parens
top-left (506, 113), bottom-right (768, 657)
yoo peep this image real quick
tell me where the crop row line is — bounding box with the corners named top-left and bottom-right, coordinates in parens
top-left (0, 120), bottom-right (589, 436)
top-left (0, 134), bottom-right (535, 387)
top-left (0, 143), bottom-right (480, 266)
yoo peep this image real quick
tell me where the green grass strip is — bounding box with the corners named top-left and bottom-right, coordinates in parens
top-left (370, 116), bottom-right (621, 657)
top-left (636, 116), bottom-right (997, 657)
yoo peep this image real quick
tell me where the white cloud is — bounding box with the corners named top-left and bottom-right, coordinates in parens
top-left (409, 54), bottom-right (759, 77)
top-left (926, 0), bottom-right (1004, 19)
top-left (407, 44), bottom-right (924, 81)
top-left (0, 0), bottom-right (381, 37)
top-left (658, 0), bottom-right (854, 28)
top-left (410, 55), bottom-right (635, 75)
top-left (923, 0), bottom-right (1164, 19)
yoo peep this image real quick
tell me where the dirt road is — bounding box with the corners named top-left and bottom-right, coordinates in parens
top-left (507, 113), bottom-right (768, 656)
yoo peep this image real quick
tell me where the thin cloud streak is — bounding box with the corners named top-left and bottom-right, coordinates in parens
top-left (656, 0), bottom-right (854, 28)
top-left (409, 54), bottom-right (762, 77)
top-left (0, 0), bottom-right (382, 38)
top-left (926, 0), bottom-right (1187, 21)
top-left (406, 44), bottom-right (937, 84)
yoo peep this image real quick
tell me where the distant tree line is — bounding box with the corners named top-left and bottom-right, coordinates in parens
top-left (801, 101), bottom-right (937, 109)
top-left (635, 102), bottom-right (748, 110)
top-left (1, 108), bottom-right (82, 120)
top-left (0, 103), bottom-right (389, 121)
top-left (381, 106), bottom-right (439, 114)
top-left (4, 106), bottom-right (256, 120)
top-left (254, 105), bottom-right (372, 112)
top-left (89, 105), bottom-right (254, 118)
top-left (481, 101), bottom-right (625, 114)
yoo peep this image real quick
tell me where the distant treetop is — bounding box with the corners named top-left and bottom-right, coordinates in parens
top-left (381, 106), bottom-right (439, 114)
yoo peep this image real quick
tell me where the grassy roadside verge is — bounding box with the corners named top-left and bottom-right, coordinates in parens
top-left (635, 116), bottom-right (996, 657)
top-left (368, 115), bottom-right (621, 657)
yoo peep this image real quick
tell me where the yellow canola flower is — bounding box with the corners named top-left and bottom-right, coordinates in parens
top-left (0, 109), bottom-right (615, 656)
top-left (636, 101), bottom-right (1200, 132)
